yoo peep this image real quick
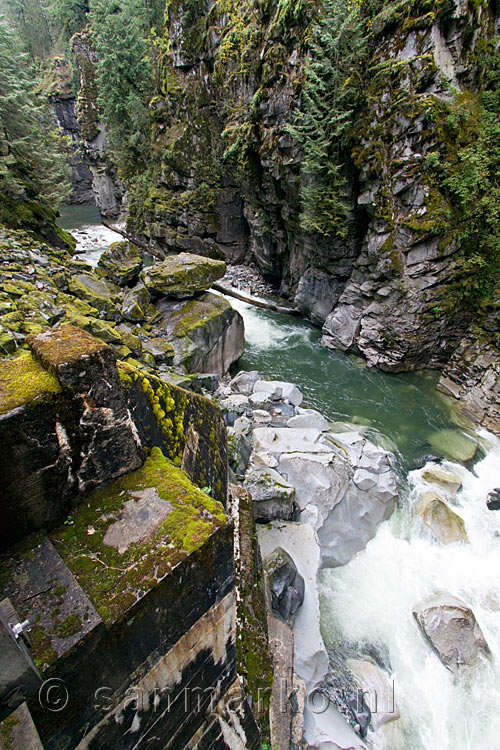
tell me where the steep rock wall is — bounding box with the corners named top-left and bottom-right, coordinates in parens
top-left (128, 0), bottom-right (498, 378)
top-left (72, 31), bottom-right (123, 218)
top-left (52, 97), bottom-right (95, 205)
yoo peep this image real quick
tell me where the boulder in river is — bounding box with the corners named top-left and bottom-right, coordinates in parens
top-left (243, 466), bottom-right (297, 522)
top-left (486, 488), bottom-right (500, 511)
top-left (427, 428), bottom-right (478, 463)
top-left (413, 595), bottom-right (491, 675)
top-left (264, 547), bottom-right (305, 625)
top-left (98, 240), bottom-right (143, 286)
top-left (141, 252), bottom-right (226, 299)
top-left (420, 492), bottom-right (468, 545)
top-left (422, 467), bottom-right (462, 494)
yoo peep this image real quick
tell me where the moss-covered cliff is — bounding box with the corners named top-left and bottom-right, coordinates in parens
top-left (126, 0), bottom-right (499, 378)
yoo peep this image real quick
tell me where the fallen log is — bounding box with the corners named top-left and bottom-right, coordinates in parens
top-left (101, 221), bottom-right (165, 261)
top-left (211, 282), bottom-right (300, 316)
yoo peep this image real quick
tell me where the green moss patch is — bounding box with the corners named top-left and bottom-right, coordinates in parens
top-left (51, 447), bottom-right (227, 625)
top-left (27, 324), bottom-right (109, 370)
top-left (0, 350), bottom-right (61, 415)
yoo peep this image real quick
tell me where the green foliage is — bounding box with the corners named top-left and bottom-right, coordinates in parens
top-left (425, 45), bottom-right (500, 309)
top-left (89, 0), bottom-right (159, 177)
top-left (46, 0), bottom-right (89, 45)
top-left (0, 0), bottom-right (53, 60)
top-left (288, 0), bottom-right (367, 237)
top-left (0, 16), bottom-right (71, 209)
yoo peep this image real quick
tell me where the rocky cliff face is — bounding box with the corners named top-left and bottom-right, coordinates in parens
top-left (72, 31), bottom-right (123, 217)
top-left (52, 97), bottom-right (95, 205)
top-left (127, 0), bottom-right (498, 388)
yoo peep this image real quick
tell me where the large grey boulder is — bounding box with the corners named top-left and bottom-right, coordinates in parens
top-left (413, 595), bottom-right (491, 674)
top-left (243, 466), bottom-right (297, 522)
top-left (278, 452), bottom-right (351, 530)
top-left (98, 240), bottom-right (143, 286)
top-left (275, 431), bottom-right (398, 567)
top-left (141, 253), bottom-right (226, 299)
top-left (264, 547), bottom-right (305, 625)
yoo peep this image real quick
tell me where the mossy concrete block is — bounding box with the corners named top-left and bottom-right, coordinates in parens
top-left (51, 447), bottom-right (226, 626)
top-left (0, 536), bottom-right (103, 672)
top-left (118, 360), bottom-right (227, 505)
top-left (141, 253), bottom-right (226, 299)
top-left (98, 241), bottom-right (143, 287)
top-left (0, 327), bottom-right (146, 550)
top-left (27, 505), bottom-right (234, 748)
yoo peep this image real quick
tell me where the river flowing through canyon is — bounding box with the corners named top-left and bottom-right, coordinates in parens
top-left (59, 206), bottom-right (500, 750)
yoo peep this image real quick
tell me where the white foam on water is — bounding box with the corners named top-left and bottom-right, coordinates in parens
top-left (320, 432), bottom-right (500, 749)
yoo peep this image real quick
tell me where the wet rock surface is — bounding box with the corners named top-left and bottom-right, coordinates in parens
top-left (264, 547), bottom-right (305, 626)
top-left (413, 595), bottom-right (491, 675)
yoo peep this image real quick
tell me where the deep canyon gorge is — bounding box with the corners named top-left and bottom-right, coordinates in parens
top-left (0, 0), bottom-right (499, 749)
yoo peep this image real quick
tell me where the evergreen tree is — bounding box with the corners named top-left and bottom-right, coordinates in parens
top-left (46, 0), bottom-right (88, 45)
top-left (0, 15), bottom-right (70, 208)
top-left (289, 0), bottom-right (366, 237)
top-left (89, 0), bottom-right (154, 177)
top-left (0, 0), bottom-right (52, 60)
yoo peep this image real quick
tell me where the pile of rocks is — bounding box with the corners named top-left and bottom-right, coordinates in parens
top-left (222, 263), bottom-right (281, 300)
top-left (218, 370), bottom-right (399, 568)
top-left (0, 228), bottom-right (244, 377)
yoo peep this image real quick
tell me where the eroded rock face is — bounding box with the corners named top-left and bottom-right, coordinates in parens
top-left (128, 0), bottom-right (498, 434)
top-left (413, 595), bottom-right (491, 675)
top-left (142, 253), bottom-right (226, 299)
top-left (438, 325), bottom-right (500, 436)
top-left (72, 30), bottom-right (123, 217)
